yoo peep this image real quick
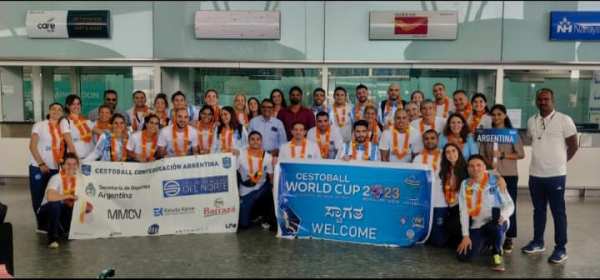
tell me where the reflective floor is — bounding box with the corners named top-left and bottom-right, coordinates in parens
top-left (1, 178), bottom-right (599, 278)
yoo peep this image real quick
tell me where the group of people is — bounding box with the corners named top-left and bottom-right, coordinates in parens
top-left (27, 83), bottom-right (578, 272)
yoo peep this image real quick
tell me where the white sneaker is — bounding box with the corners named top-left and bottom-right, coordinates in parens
top-left (36, 229), bottom-right (48, 234)
top-left (48, 241), bottom-right (59, 249)
top-left (261, 222), bottom-right (271, 230)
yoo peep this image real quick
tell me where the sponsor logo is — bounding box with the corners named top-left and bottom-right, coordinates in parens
top-left (412, 216), bottom-right (425, 228)
top-left (152, 207), bottom-right (195, 217)
top-left (406, 229), bottom-right (415, 240)
top-left (107, 208), bottom-right (142, 220)
top-left (85, 183), bottom-right (96, 197)
top-left (222, 156), bottom-right (232, 169)
top-left (394, 16), bottom-right (428, 35)
top-left (225, 223), bottom-right (237, 230)
top-left (162, 176), bottom-right (229, 198)
top-left (36, 17), bottom-right (56, 32)
top-left (400, 216), bottom-right (408, 225)
top-left (148, 224), bottom-right (159, 235)
top-left (175, 226), bottom-right (209, 234)
top-left (81, 164), bottom-right (91, 176)
top-left (557, 17), bottom-right (573, 33)
top-left (404, 176), bottom-right (421, 187)
top-left (370, 185), bottom-right (384, 199)
top-left (203, 198), bottom-right (235, 217)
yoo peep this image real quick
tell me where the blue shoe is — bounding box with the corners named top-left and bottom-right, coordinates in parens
top-left (548, 249), bottom-right (568, 264)
top-left (521, 240), bottom-right (545, 254)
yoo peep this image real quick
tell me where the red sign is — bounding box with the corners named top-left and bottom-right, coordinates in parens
top-left (394, 16), bottom-right (428, 35)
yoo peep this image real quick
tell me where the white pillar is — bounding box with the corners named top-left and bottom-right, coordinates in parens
top-left (32, 66), bottom-right (42, 121)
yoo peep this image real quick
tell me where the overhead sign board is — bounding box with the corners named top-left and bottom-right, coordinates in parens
top-left (369, 11), bottom-right (458, 40)
top-left (194, 11), bottom-right (280, 39)
top-left (550, 11), bottom-right (600, 41)
top-left (26, 10), bottom-right (110, 39)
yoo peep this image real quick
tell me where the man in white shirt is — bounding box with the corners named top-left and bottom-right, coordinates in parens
top-left (411, 100), bottom-right (446, 135)
top-left (329, 86), bottom-right (354, 143)
top-left (307, 111), bottom-right (344, 159)
top-left (157, 108), bottom-right (199, 158)
top-left (379, 109), bottom-right (422, 163)
top-left (378, 83), bottom-right (404, 128)
top-left (338, 120), bottom-right (379, 161)
top-left (354, 84), bottom-right (370, 121)
top-left (521, 88), bottom-right (578, 265)
top-left (278, 122), bottom-right (322, 161)
top-left (433, 83), bottom-right (455, 119)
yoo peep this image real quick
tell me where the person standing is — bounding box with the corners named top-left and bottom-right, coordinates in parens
top-left (479, 104), bottom-right (525, 253)
top-left (354, 84), bottom-right (370, 121)
top-left (433, 83), bottom-right (455, 119)
top-left (157, 107), bottom-right (199, 158)
top-left (88, 89), bottom-right (128, 123)
top-left (310, 88), bottom-right (328, 116)
top-left (170, 91), bottom-right (198, 123)
top-left (278, 122), bottom-right (321, 161)
top-left (521, 88), bottom-right (578, 264)
top-left (452, 90), bottom-right (473, 120)
top-left (378, 83), bottom-right (404, 128)
top-left (338, 120), bottom-right (380, 162)
top-left (271, 89), bottom-right (287, 118)
top-left (411, 100), bottom-right (446, 135)
top-left (153, 93), bottom-right (170, 128)
top-left (406, 101), bottom-right (422, 122)
top-left (127, 114), bottom-right (160, 162)
top-left (248, 99), bottom-right (287, 157)
top-left (277, 86), bottom-right (315, 140)
top-left (247, 97), bottom-right (261, 120)
top-left (329, 86), bottom-right (354, 143)
top-left (61, 95), bottom-right (95, 160)
top-left (410, 90), bottom-right (425, 107)
top-left (84, 114), bottom-right (129, 162)
top-left (127, 90), bottom-right (150, 132)
top-left (439, 113), bottom-right (479, 159)
top-left (467, 93), bottom-right (492, 134)
top-left (91, 105), bottom-right (112, 143)
top-left (307, 112), bottom-right (344, 159)
top-left (379, 110), bottom-right (422, 163)
top-left (195, 105), bottom-right (217, 155)
top-left (213, 106), bottom-right (248, 156)
top-left (233, 93), bottom-right (250, 128)
top-left (204, 89), bottom-right (221, 125)
top-left (28, 103), bottom-right (64, 232)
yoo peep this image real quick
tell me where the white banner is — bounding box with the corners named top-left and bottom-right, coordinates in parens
top-left (69, 153), bottom-right (239, 240)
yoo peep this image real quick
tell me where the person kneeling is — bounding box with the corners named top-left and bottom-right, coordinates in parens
top-left (37, 153), bottom-right (89, 249)
top-left (237, 131), bottom-right (275, 229)
top-left (456, 155), bottom-right (514, 272)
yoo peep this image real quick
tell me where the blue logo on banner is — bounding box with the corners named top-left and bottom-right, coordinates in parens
top-left (550, 11), bottom-right (600, 40)
top-left (162, 176), bottom-right (229, 198)
top-left (475, 128), bottom-right (518, 144)
top-left (81, 164), bottom-right (91, 176)
top-left (153, 208), bottom-right (164, 217)
top-left (222, 157), bottom-right (232, 169)
top-left (276, 162), bottom-right (432, 247)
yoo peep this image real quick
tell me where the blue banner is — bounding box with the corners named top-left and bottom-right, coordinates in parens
top-left (274, 160), bottom-right (433, 247)
top-left (475, 128), bottom-right (518, 144)
top-left (550, 11), bottom-right (600, 41)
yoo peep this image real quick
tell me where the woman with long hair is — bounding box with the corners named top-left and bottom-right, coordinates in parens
top-left (429, 143), bottom-right (469, 248)
top-left (439, 113), bottom-right (479, 159)
top-left (270, 89), bottom-right (287, 118)
top-left (213, 106), bottom-right (248, 156)
top-left (84, 113), bottom-right (129, 162)
top-left (363, 104), bottom-right (383, 145)
top-left (479, 104), bottom-right (525, 252)
top-left (233, 93), bottom-right (250, 128)
top-left (91, 105), bottom-right (113, 143)
top-left (153, 93), bottom-right (170, 129)
top-left (247, 97), bottom-right (261, 120)
top-left (127, 114), bottom-right (160, 162)
top-left (196, 105), bottom-right (217, 155)
top-left (60, 94), bottom-right (94, 159)
top-left (29, 102), bottom-right (65, 232)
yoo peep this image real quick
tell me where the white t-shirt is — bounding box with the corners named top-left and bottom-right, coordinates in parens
top-left (157, 125), bottom-right (199, 157)
top-left (306, 126), bottom-right (344, 159)
top-left (83, 133), bottom-right (129, 162)
top-left (127, 107), bottom-right (149, 132)
top-left (30, 120), bottom-right (62, 170)
top-left (413, 150), bottom-right (445, 208)
top-left (410, 117), bottom-right (446, 136)
top-left (212, 127), bottom-right (248, 153)
top-left (39, 173), bottom-right (80, 208)
top-left (328, 103), bottom-right (354, 143)
top-left (377, 100), bottom-right (400, 128)
top-left (126, 130), bottom-right (159, 160)
top-left (527, 111), bottom-right (577, 177)
top-left (466, 113), bottom-right (492, 132)
top-left (237, 149), bottom-right (274, 196)
top-left (195, 126), bottom-right (218, 152)
top-left (278, 139), bottom-right (322, 161)
top-left (337, 142), bottom-right (380, 161)
top-left (378, 127), bottom-right (423, 163)
top-left (60, 117), bottom-right (95, 159)
top-left (435, 99), bottom-right (455, 119)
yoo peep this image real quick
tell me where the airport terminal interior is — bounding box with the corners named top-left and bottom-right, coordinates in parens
top-left (1, 1), bottom-right (600, 278)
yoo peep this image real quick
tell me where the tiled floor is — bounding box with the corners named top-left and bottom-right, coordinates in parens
top-left (1, 178), bottom-right (599, 278)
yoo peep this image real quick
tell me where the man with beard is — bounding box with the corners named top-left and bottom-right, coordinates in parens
top-left (277, 86), bottom-right (316, 140)
top-left (157, 107), bottom-right (199, 158)
top-left (433, 83), bottom-right (455, 119)
top-left (310, 88), bottom-right (328, 116)
top-left (378, 83), bottom-right (405, 128)
top-left (338, 120), bottom-right (379, 161)
top-left (354, 84), bottom-right (370, 121)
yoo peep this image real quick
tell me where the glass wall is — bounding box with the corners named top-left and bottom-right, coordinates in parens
top-left (328, 68), bottom-right (496, 107)
top-left (503, 70), bottom-right (596, 127)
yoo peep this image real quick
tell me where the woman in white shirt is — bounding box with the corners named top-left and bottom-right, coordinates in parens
top-left (237, 131), bottom-right (274, 229)
top-left (84, 113), bottom-right (129, 162)
top-left (28, 102), bottom-right (65, 232)
top-left (61, 95), bottom-right (95, 159)
top-left (91, 105), bottom-right (113, 144)
top-left (196, 105), bottom-right (217, 155)
top-left (127, 114), bottom-right (160, 162)
top-left (213, 106), bottom-right (248, 156)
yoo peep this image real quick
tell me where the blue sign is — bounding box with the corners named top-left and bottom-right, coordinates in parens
top-left (475, 128), bottom-right (518, 144)
top-left (161, 176), bottom-right (229, 198)
top-left (275, 161), bottom-right (433, 247)
top-left (550, 11), bottom-right (600, 41)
